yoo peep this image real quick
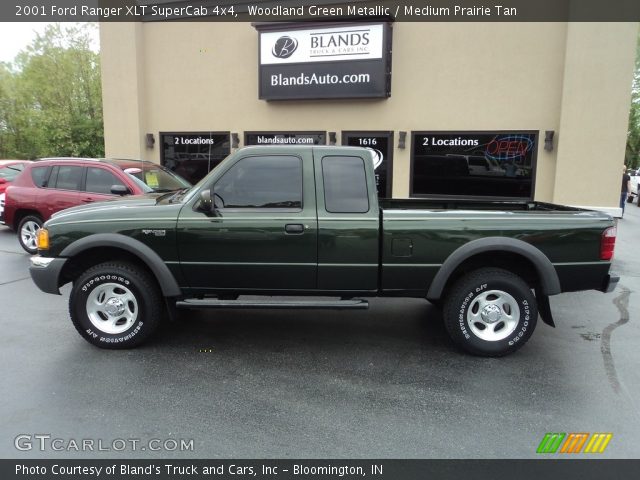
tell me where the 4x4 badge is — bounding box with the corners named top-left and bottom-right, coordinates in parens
top-left (142, 229), bottom-right (166, 237)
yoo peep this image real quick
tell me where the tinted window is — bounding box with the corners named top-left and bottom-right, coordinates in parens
top-left (31, 166), bottom-right (50, 187)
top-left (53, 166), bottom-right (83, 191)
top-left (214, 156), bottom-right (302, 209)
top-left (161, 132), bottom-right (230, 185)
top-left (322, 156), bottom-right (369, 213)
top-left (86, 167), bottom-right (126, 195)
top-left (0, 164), bottom-right (25, 181)
top-left (412, 132), bottom-right (536, 198)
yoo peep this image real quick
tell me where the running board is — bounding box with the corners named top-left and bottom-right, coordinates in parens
top-left (176, 298), bottom-right (369, 310)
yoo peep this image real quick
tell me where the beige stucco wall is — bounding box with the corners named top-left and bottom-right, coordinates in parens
top-left (554, 22), bottom-right (638, 208)
top-left (101, 21), bottom-right (638, 207)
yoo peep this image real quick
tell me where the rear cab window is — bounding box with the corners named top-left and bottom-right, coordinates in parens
top-left (321, 156), bottom-right (369, 213)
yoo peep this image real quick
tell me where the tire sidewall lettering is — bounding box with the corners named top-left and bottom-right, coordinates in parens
top-left (458, 290), bottom-right (475, 339)
top-left (78, 272), bottom-right (140, 342)
top-left (81, 274), bottom-right (130, 292)
top-left (507, 299), bottom-right (529, 346)
top-left (459, 281), bottom-right (528, 346)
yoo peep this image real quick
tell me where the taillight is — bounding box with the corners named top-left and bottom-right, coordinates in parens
top-left (600, 226), bottom-right (616, 260)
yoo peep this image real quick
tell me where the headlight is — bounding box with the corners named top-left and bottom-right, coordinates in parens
top-left (37, 228), bottom-right (49, 250)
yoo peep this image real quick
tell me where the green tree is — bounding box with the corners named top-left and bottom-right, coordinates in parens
top-left (626, 32), bottom-right (640, 169)
top-left (0, 23), bottom-right (103, 159)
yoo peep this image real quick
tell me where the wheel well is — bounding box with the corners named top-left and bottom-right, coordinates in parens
top-left (59, 247), bottom-right (160, 292)
top-left (440, 251), bottom-right (540, 298)
top-left (13, 209), bottom-right (42, 229)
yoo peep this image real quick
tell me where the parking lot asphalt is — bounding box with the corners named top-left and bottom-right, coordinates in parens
top-left (0, 205), bottom-right (639, 460)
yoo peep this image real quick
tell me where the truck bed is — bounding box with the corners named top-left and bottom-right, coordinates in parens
top-left (380, 198), bottom-right (594, 213)
top-left (379, 198), bottom-right (613, 295)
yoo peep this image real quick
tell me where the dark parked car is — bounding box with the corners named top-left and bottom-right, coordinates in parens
top-left (4, 158), bottom-right (190, 254)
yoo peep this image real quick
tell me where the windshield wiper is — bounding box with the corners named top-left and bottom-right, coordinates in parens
top-left (168, 188), bottom-right (190, 203)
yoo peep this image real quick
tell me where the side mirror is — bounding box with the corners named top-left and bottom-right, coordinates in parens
top-left (199, 189), bottom-right (213, 212)
top-left (111, 185), bottom-right (130, 196)
top-left (0, 178), bottom-right (6, 185)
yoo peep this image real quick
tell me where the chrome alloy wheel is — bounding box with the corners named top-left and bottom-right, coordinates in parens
top-left (467, 289), bottom-right (520, 342)
top-left (86, 283), bottom-right (139, 335)
top-left (20, 220), bottom-right (40, 251)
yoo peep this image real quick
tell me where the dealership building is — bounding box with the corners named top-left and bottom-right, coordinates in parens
top-left (100, 12), bottom-right (638, 213)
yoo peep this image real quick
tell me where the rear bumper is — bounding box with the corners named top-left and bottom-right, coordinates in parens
top-left (29, 256), bottom-right (67, 295)
top-left (601, 273), bottom-right (620, 293)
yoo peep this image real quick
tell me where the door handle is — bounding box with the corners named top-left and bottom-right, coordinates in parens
top-left (285, 224), bottom-right (304, 234)
top-left (82, 198), bottom-right (94, 203)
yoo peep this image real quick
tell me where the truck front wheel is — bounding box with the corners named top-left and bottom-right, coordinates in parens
top-left (69, 262), bottom-right (162, 349)
top-left (443, 268), bottom-right (538, 357)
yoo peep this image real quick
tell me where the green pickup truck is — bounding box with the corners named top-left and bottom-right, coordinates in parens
top-left (29, 146), bottom-right (618, 356)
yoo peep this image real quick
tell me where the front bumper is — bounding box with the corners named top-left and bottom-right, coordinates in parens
top-left (29, 256), bottom-right (67, 295)
top-left (601, 273), bottom-right (620, 293)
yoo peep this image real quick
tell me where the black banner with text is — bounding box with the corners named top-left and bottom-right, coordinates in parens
top-left (3, 1), bottom-right (640, 22)
top-left (4, 459), bottom-right (640, 480)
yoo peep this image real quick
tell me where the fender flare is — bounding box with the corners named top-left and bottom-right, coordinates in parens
top-left (60, 233), bottom-right (182, 297)
top-left (426, 236), bottom-right (561, 301)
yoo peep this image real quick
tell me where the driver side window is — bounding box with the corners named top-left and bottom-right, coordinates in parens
top-left (214, 156), bottom-right (302, 210)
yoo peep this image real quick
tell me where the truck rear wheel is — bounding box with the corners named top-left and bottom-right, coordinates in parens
top-left (69, 262), bottom-right (162, 349)
top-left (443, 268), bottom-right (538, 357)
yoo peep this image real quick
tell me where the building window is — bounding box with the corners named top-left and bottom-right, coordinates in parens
top-left (342, 131), bottom-right (393, 198)
top-left (410, 131), bottom-right (538, 199)
top-left (161, 132), bottom-right (230, 185)
top-left (244, 131), bottom-right (325, 146)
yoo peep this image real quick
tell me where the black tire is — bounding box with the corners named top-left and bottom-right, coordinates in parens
top-left (17, 215), bottom-right (43, 255)
top-left (443, 268), bottom-right (538, 357)
top-left (69, 262), bottom-right (163, 349)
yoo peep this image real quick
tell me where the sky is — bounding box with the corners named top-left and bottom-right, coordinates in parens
top-left (0, 22), bottom-right (100, 63)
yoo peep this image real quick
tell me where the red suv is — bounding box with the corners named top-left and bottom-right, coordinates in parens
top-left (4, 158), bottom-right (190, 254)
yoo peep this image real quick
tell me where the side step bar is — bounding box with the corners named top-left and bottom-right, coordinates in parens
top-left (176, 298), bottom-right (369, 310)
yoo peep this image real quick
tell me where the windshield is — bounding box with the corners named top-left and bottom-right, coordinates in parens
top-left (124, 172), bottom-right (154, 193)
top-left (123, 165), bottom-right (191, 192)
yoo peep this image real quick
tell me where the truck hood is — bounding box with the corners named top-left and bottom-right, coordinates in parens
top-left (50, 193), bottom-right (164, 220)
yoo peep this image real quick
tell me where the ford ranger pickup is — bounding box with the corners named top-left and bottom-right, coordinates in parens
top-left (29, 146), bottom-right (619, 356)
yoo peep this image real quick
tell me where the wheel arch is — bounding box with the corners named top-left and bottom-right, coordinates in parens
top-left (13, 209), bottom-right (42, 230)
top-left (59, 234), bottom-right (181, 297)
top-left (426, 237), bottom-right (561, 301)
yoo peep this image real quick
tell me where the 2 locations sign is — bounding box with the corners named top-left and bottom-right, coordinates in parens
top-left (256, 23), bottom-right (392, 100)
